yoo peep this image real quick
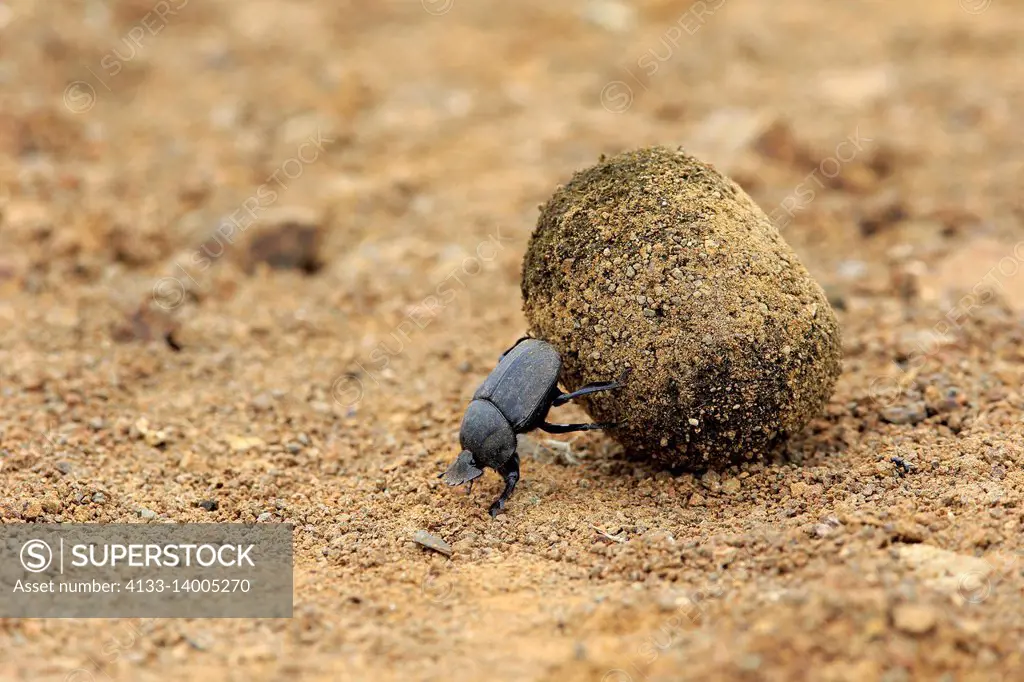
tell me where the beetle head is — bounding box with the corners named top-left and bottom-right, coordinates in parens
top-left (439, 450), bottom-right (484, 486)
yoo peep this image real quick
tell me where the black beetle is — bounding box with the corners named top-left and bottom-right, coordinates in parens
top-left (440, 337), bottom-right (627, 517)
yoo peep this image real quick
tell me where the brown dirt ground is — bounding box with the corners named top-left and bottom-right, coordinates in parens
top-left (2, 0), bottom-right (1024, 680)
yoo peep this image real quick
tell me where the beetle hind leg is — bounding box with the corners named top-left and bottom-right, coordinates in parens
top-left (488, 453), bottom-right (520, 517)
top-left (552, 382), bottom-right (618, 406)
top-left (539, 421), bottom-right (616, 434)
top-left (551, 369), bottom-right (631, 407)
top-left (498, 335), bottom-right (533, 361)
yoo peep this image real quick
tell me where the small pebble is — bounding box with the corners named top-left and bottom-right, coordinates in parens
top-left (241, 205), bottom-right (324, 274)
top-left (22, 499), bottom-right (43, 519)
top-left (657, 591), bottom-right (680, 612)
top-left (413, 530), bottom-right (453, 557)
top-left (92, 492), bottom-right (106, 504)
top-left (139, 508), bottom-right (157, 520)
top-left (582, 0), bottom-right (636, 33)
top-left (892, 603), bottom-right (938, 635)
top-left (881, 403), bottom-right (927, 425)
top-left (56, 461), bottom-right (73, 475)
top-left (812, 524), bottom-right (831, 538)
top-left (227, 435), bottom-right (266, 452)
top-left (198, 499), bottom-right (219, 512)
top-left (251, 393), bottom-right (275, 411)
top-left (257, 512), bottom-right (273, 522)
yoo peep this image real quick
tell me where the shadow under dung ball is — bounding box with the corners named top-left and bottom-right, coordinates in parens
top-left (521, 147), bottom-right (842, 468)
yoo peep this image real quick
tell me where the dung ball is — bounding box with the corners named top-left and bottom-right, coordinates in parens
top-left (521, 147), bottom-right (842, 468)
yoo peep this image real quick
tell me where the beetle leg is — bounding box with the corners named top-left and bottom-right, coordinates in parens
top-left (539, 421), bottom-right (616, 434)
top-left (466, 479), bottom-right (475, 495)
top-left (497, 335), bottom-right (533, 361)
top-left (488, 453), bottom-right (520, 517)
top-left (551, 369), bottom-right (630, 407)
top-left (552, 382), bottom-right (619, 406)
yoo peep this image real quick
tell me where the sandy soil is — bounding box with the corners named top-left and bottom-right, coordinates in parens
top-left (2, 0), bottom-right (1024, 680)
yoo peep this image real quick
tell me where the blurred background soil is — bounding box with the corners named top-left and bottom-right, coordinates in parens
top-left (1, 0), bottom-right (1024, 680)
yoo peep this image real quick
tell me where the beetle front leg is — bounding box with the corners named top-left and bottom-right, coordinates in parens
top-left (488, 453), bottom-right (520, 517)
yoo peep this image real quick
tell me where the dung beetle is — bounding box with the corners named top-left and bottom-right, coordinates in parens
top-left (440, 337), bottom-right (628, 517)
